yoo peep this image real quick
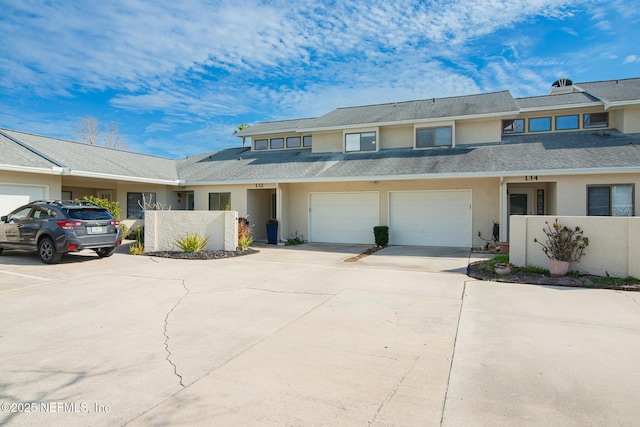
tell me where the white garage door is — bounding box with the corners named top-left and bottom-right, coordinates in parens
top-left (389, 190), bottom-right (472, 247)
top-left (309, 192), bottom-right (379, 244)
top-left (0, 184), bottom-right (45, 216)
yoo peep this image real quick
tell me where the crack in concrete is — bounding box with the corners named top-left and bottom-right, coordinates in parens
top-left (616, 290), bottom-right (640, 307)
top-left (439, 281), bottom-right (467, 427)
top-left (163, 279), bottom-right (190, 388)
top-left (368, 355), bottom-right (421, 425)
top-left (247, 286), bottom-right (333, 296)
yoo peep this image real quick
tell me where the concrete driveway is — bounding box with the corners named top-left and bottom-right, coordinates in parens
top-left (0, 243), bottom-right (639, 426)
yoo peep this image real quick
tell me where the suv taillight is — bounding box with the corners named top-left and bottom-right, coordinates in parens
top-left (110, 220), bottom-right (120, 226)
top-left (56, 220), bottom-right (84, 229)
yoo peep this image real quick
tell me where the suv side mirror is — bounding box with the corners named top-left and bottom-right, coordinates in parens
top-left (1, 215), bottom-right (7, 223)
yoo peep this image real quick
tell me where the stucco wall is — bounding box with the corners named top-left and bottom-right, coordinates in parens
top-left (621, 107), bottom-right (640, 133)
top-left (145, 210), bottom-right (238, 252)
top-left (455, 119), bottom-right (501, 145)
top-left (510, 215), bottom-right (640, 278)
top-left (0, 170), bottom-right (61, 214)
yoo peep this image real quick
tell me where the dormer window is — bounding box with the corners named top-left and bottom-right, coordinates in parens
top-left (345, 132), bottom-right (376, 152)
top-left (502, 119), bottom-right (524, 134)
top-left (529, 117), bottom-right (551, 132)
top-left (270, 138), bottom-right (284, 149)
top-left (254, 139), bottom-right (268, 150)
top-left (584, 113), bottom-right (608, 128)
top-left (416, 126), bottom-right (452, 148)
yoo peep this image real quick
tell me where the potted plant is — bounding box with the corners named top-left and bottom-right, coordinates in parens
top-left (494, 262), bottom-right (513, 275)
top-left (266, 218), bottom-right (278, 244)
top-left (534, 219), bottom-right (589, 276)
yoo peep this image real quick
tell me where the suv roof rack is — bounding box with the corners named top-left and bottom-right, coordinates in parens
top-left (31, 199), bottom-right (100, 207)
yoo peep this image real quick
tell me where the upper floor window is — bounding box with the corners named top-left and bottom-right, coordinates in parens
top-left (502, 119), bottom-right (524, 134)
top-left (416, 126), bottom-right (452, 148)
top-left (286, 136), bottom-right (301, 148)
top-left (345, 132), bottom-right (376, 152)
top-left (555, 115), bottom-right (579, 130)
top-left (254, 139), bottom-right (268, 150)
top-left (584, 112), bottom-right (608, 128)
top-left (588, 184), bottom-right (633, 216)
top-left (303, 135), bottom-right (312, 148)
top-left (529, 117), bottom-right (551, 132)
top-left (270, 138), bottom-right (284, 149)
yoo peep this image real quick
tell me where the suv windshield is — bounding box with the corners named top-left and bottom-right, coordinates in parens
top-left (64, 208), bottom-right (113, 221)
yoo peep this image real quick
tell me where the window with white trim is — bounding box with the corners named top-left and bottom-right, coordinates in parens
top-left (254, 139), bottom-right (268, 150)
top-left (303, 135), bottom-right (312, 148)
top-left (587, 184), bottom-right (634, 216)
top-left (345, 132), bottom-right (376, 152)
top-left (209, 192), bottom-right (231, 210)
top-left (416, 126), bottom-right (452, 148)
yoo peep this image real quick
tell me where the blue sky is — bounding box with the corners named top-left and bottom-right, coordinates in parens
top-left (1, 0), bottom-right (639, 159)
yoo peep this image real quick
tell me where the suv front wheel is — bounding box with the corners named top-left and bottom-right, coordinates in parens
top-left (38, 237), bottom-right (62, 264)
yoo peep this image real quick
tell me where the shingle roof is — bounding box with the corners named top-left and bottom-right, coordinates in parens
top-left (575, 78), bottom-right (640, 103)
top-left (306, 91), bottom-right (519, 129)
top-left (234, 118), bottom-right (317, 137)
top-left (0, 131), bottom-right (61, 170)
top-left (0, 129), bottom-right (179, 182)
top-left (179, 130), bottom-right (640, 183)
top-left (515, 92), bottom-right (601, 109)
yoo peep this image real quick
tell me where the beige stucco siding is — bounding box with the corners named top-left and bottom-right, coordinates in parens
top-left (456, 119), bottom-right (501, 144)
top-left (380, 125), bottom-right (413, 149)
top-left (312, 131), bottom-right (342, 153)
top-left (620, 106), bottom-right (640, 133)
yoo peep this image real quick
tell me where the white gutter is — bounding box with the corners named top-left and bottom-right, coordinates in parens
top-left (67, 170), bottom-right (181, 185)
top-left (518, 102), bottom-right (603, 113)
top-left (0, 164), bottom-right (66, 175)
top-left (181, 166), bottom-right (640, 187)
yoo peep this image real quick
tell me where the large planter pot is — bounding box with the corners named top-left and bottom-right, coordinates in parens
top-left (499, 242), bottom-right (510, 254)
top-left (266, 222), bottom-right (278, 245)
top-left (549, 259), bottom-right (570, 276)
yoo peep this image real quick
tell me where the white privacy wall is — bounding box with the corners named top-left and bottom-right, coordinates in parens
top-left (510, 215), bottom-right (640, 278)
top-left (145, 210), bottom-right (238, 252)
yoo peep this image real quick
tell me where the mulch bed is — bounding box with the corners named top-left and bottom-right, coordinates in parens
top-left (144, 248), bottom-right (259, 260)
top-left (467, 261), bottom-right (640, 292)
top-left (343, 245), bottom-right (385, 262)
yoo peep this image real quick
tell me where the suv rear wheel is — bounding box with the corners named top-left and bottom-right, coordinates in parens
top-left (38, 237), bottom-right (62, 264)
top-left (95, 247), bottom-right (115, 258)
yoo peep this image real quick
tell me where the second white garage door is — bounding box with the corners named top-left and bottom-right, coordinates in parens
top-left (309, 192), bottom-right (379, 244)
top-left (389, 190), bottom-right (472, 247)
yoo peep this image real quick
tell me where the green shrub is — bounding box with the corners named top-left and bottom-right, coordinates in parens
top-left (119, 223), bottom-right (129, 240)
top-left (373, 226), bottom-right (389, 247)
top-left (129, 242), bottom-right (145, 255)
top-left (174, 233), bottom-right (209, 253)
top-left (79, 196), bottom-right (121, 220)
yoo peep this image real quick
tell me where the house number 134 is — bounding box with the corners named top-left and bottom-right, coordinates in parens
top-left (525, 176), bottom-right (538, 181)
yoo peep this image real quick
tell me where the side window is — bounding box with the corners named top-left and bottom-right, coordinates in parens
top-left (31, 207), bottom-right (53, 219)
top-left (8, 207), bottom-right (32, 222)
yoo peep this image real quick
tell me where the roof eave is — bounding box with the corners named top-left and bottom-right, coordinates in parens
top-left (302, 110), bottom-right (521, 133)
top-left (0, 164), bottom-right (65, 175)
top-left (518, 102), bottom-right (603, 113)
top-left (67, 170), bottom-right (181, 185)
top-left (180, 165), bottom-right (640, 186)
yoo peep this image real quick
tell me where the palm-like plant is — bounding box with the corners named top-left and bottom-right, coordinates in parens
top-left (234, 123), bottom-right (249, 147)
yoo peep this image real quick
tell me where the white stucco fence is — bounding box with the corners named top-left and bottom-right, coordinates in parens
top-left (510, 216), bottom-right (640, 278)
top-left (144, 210), bottom-right (238, 252)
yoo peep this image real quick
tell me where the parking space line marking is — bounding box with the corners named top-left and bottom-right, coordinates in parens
top-left (0, 270), bottom-right (50, 281)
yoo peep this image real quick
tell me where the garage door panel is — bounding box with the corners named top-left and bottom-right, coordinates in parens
top-left (309, 192), bottom-right (378, 244)
top-left (389, 190), bottom-right (471, 247)
top-left (0, 185), bottom-right (45, 216)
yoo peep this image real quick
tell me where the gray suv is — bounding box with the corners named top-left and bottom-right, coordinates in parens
top-left (0, 200), bottom-right (122, 264)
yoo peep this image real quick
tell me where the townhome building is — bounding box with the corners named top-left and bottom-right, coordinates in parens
top-left (2, 77), bottom-right (639, 247)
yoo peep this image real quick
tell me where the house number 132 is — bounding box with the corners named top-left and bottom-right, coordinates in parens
top-left (525, 176), bottom-right (538, 181)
